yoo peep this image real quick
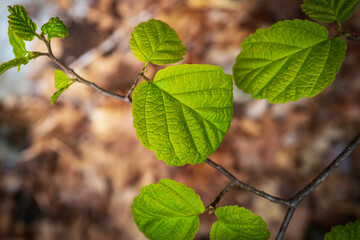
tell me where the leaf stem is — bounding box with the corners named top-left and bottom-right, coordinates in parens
top-left (142, 74), bottom-right (152, 82)
top-left (125, 66), bottom-right (149, 102)
top-left (205, 182), bottom-right (236, 211)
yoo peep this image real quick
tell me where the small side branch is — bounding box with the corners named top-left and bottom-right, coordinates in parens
top-left (336, 27), bottom-right (360, 42)
top-left (126, 71), bottom-right (145, 103)
top-left (205, 158), bottom-right (291, 206)
top-left (347, 35), bottom-right (360, 42)
top-left (205, 182), bottom-right (236, 211)
top-left (38, 37), bottom-right (137, 104)
top-left (276, 207), bottom-right (296, 240)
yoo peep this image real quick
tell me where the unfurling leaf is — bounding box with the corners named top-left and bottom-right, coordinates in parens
top-left (41, 17), bottom-right (69, 40)
top-left (324, 220), bottom-right (360, 240)
top-left (8, 5), bottom-right (37, 41)
top-left (301, 0), bottom-right (360, 23)
top-left (51, 69), bottom-right (73, 105)
top-left (8, 26), bottom-right (27, 71)
top-left (130, 19), bottom-right (187, 67)
top-left (132, 179), bottom-right (205, 240)
top-left (54, 69), bottom-right (71, 89)
top-left (132, 64), bottom-right (233, 166)
top-left (210, 206), bottom-right (270, 240)
top-left (8, 26), bottom-right (27, 58)
top-left (233, 19), bottom-right (346, 103)
top-left (50, 85), bottom-right (72, 105)
top-left (0, 54), bottom-right (40, 75)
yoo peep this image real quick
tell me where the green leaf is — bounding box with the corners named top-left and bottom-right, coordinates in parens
top-left (233, 19), bottom-right (346, 103)
top-left (54, 69), bottom-right (71, 89)
top-left (301, 0), bottom-right (360, 23)
top-left (0, 53), bottom-right (41, 75)
top-left (41, 17), bottom-right (69, 40)
top-left (132, 64), bottom-right (233, 166)
top-left (51, 85), bottom-right (71, 105)
top-left (51, 70), bottom-right (73, 105)
top-left (210, 206), bottom-right (270, 240)
top-left (8, 26), bottom-right (27, 58)
top-left (131, 179), bottom-right (205, 240)
top-left (130, 19), bottom-right (187, 67)
top-left (324, 220), bottom-right (360, 240)
top-left (8, 5), bottom-right (37, 41)
top-left (0, 57), bottom-right (29, 75)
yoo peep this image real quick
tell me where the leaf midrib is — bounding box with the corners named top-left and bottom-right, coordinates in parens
top-left (237, 37), bottom-right (331, 93)
top-left (151, 81), bottom-right (228, 136)
top-left (144, 21), bottom-right (173, 64)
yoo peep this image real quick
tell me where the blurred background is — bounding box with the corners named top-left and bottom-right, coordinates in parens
top-left (0, 0), bottom-right (359, 239)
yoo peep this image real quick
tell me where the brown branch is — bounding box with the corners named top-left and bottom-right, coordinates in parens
top-left (275, 207), bottom-right (296, 240)
top-left (347, 35), bottom-right (360, 42)
top-left (205, 158), bottom-right (291, 206)
top-left (126, 71), bottom-right (145, 102)
top-left (206, 133), bottom-right (360, 239)
top-left (272, 133), bottom-right (360, 239)
top-left (336, 27), bottom-right (360, 42)
top-left (290, 132), bottom-right (360, 205)
top-left (38, 37), bottom-right (136, 104)
top-left (205, 182), bottom-right (236, 211)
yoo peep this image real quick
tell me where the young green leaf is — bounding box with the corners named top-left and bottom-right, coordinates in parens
top-left (132, 64), bottom-right (233, 166)
top-left (210, 206), bottom-right (270, 240)
top-left (51, 84), bottom-right (73, 105)
top-left (132, 179), bottom-right (205, 240)
top-left (0, 56), bottom-right (29, 75)
top-left (8, 27), bottom-right (27, 58)
top-left (41, 17), bottom-right (69, 40)
top-left (233, 19), bottom-right (346, 103)
top-left (51, 70), bottom-right (73, 105)
top-left (324, 220), bottom-right (360, 240)
top-left (54, 69), bottom-right (71, 89)
top-left (301, 0), bottom-right (360, 23)
top-left (8, 26), bottom-right (28, 71)
top-left (8, 5), bottom-right (37, 41)
top-left (130, 19), bottom-right (187, 67)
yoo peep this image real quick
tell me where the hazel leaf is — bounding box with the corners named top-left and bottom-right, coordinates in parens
top-left (132, 179), bottom-right (205, 240)
top-left (130, 19), bottom-right (187, 67)
top-left (8, 5), bottom-right (37, 41)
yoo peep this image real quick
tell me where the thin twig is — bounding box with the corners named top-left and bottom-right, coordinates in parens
top-left (347, 35), bottom-right (360, 41)
top-left (205, 182), bottom-right (236, 211)
top-left (336, 27), bottom-right (360, 41)
top-left (126, 72), bottom-right (143, 100)
top-left (38, 37), bottom-right (132, 104)
top-left (290, 133), bottom-right (360, 205)
top-left (274, 133), bottom-right (360, 239)
top-left (276, 207), bottom-right (296, 240)
top-left (206, 133), bottom-right (360, 239)
top-left (205, 158), bottom-right (292, 206)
